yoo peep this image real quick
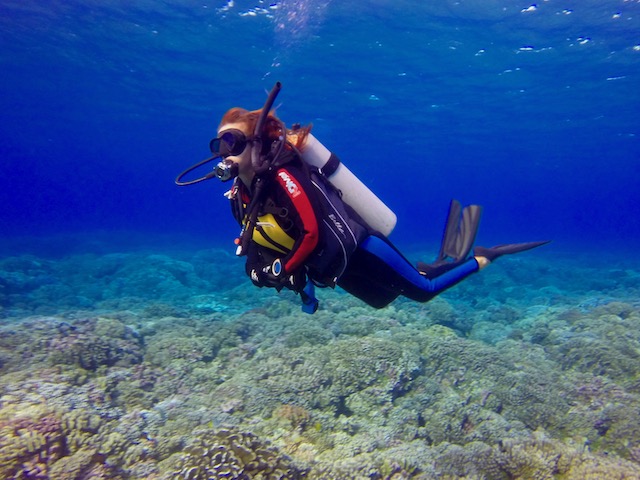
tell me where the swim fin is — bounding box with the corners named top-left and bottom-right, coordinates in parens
top-left (473, 241), bottom-right (550, 262)
top-left (417, 199), bottom-right (483, 279)
top-left (440, 200), bottom-right (482, 262)
top-left (438, 198), bottom-right (462, 260)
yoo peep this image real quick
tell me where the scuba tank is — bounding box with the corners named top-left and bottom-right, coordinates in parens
top-left (300, 133), bottom-right (397, 237)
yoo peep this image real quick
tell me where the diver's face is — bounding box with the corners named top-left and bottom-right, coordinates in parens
top-left (217, 122), bottom-right (253, 175)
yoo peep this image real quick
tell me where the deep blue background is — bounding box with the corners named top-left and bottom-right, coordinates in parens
top-left (1, 0), bottom-right (639, 255)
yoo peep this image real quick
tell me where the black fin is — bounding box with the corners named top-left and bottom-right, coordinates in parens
top-left (417, 200), bottom-right (482, 278)
top-left (438, 199), bottom-right (462, 260)
top-left (457, 204), bottom-right (482, 261)
top-left (438, 200), bottom-right (482, 262)
top-left (473, 241), bottom-right (550, 262)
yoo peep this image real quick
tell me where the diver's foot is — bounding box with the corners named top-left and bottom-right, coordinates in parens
top-left (475, 256), bottom-right (491, 270)
top-left (473, 240), bottom-right (550, 262)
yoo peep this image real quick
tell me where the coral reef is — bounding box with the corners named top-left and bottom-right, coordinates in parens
top-left (167, 427), bottom-right (306, 479)
top-left (46, 317), bottom-right (144, 371)
top-left (0, 405), bottom-right (122, 480)
top-left (1, 248), bottom-right (640, 478)
top-left (429, 430), bottom-right (640, 479)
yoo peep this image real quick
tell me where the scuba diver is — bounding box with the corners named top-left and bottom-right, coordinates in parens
top-left (176, 82), bottom-right (548, 313)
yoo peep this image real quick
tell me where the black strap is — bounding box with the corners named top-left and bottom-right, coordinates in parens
top-left (262, 198), bottom-right (288, 217)
top-left (321, 152), bottom-right (341, 178)
top-left (255, 224), bottom-right (290, 253)
top-left (239, 176), bottom-right (268, 256)
top-left (231, 182), bottom-right (245, 225)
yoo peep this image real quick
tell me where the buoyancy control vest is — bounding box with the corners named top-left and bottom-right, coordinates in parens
top-left (230, 158), bottom-right (369, 288)
top-left (304, 168), bottom-right (369, 286)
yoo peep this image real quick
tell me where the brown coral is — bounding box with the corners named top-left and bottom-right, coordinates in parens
top-left (0, 411), bottom-right (66, 479)
top-left (0, 405), bottom-right (125, 480)
top-left (171, 427), bottom-right (306, 479)
top-left (273, 404), bottom-right (312, 431)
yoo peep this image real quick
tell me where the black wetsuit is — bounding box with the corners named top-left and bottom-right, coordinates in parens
top-left (229, 154), bottom-right (480, 308)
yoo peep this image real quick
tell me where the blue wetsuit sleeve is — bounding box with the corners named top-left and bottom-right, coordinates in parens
top-left (359, 236), bottom-right (479, 299)
top-left (420, 257), bottom-right (479, 292)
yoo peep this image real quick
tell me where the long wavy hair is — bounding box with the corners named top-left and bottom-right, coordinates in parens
top-left (218, 107), bottom-right (311, 152)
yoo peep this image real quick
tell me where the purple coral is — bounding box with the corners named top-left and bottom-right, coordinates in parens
top-left (1, 412), bottom-right (66, 479)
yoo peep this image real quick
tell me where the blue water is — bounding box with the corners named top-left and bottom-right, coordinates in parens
top-left (2, 0), bottom-right (639, 254)
top-left (3, 2), bottom-right (640, 478)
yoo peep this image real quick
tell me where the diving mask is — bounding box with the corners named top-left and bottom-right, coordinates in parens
top-left (209, 129), bottom-right (249, 182)
top-left (210, 129), bottom-right (249, 157)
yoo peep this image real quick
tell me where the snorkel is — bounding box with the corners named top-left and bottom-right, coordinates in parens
top-left (234, 82), bottom-right (284, 257)
top-left (251, 81), bottom-right (283, 174)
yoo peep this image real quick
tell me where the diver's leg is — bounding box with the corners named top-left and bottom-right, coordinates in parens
top-left (338, 246), bottom-right (401, 309)
top-left (409, 240), bottom-right (550, 299)
top-left (412, 258), bottom-right (480, 302)
top-left (353, 236), bottom-right (481, 304)
top-left (339, 236), bottom-right (550, 308)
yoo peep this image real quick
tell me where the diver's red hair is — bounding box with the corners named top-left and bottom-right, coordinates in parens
top-left (219, 107), bottom-right (311, 150)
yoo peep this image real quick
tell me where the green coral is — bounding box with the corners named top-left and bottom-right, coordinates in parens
top-left (45, 317), bottom-right (143, 371)
top-left (143, 317), bottom-right (244, 369)
top-left (144, 332), bottom-right (215, 366)
top-left (552, 305), bottom-right (640, 383)
top-left (222, 334), bottom-right (423, 417)
top-left (429, 431), bottom-right (640, 479)
top-left (322, 336), bottom-right (420, 398)
top-left (283, 324), bottom-right (334, 348)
